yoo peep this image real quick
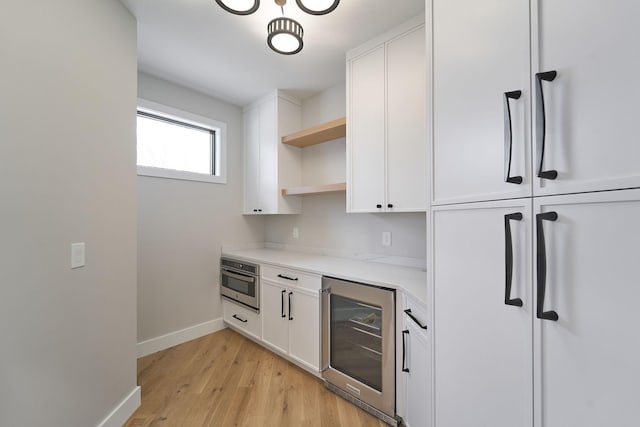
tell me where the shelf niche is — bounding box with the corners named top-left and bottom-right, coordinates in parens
top-left (281, 117), bottom-right (346, 148)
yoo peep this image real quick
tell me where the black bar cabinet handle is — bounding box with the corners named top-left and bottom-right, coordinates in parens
top-left (504, 90), bottom-right (523, 184)
top-left (535, 71), bottom-right (558, 180)
top-left (387, 204), bottom-right (394, 208)
top-left (402, 329), bottom-right (410, 373)
top-left (376, 204), bottom-right (382, 209)
top-left (232, 314), bottom-right (248, 323)
top-left (281, 289), bottom-right (286, 318)
top-left (288, 291), bottom-right (293, 320)
top-left (404, 309), bottom-right (427, 330)
top-left (277, 274), bottom-right (298, 281)
top-left (536, 211), bottom-right (559, 321)
top-left (504, 212), bottom-right (524, 307)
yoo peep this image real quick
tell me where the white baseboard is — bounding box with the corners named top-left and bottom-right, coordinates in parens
top-left (96, 386), bottom-right (141, 427)
top-left (136, 318), bottom-right (226, 358)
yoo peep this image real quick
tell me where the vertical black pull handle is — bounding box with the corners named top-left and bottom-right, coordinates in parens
top-left (288, 291), bottom-right (293, 320)
top-left (404, 309), bottom-right (428, 329)
top-left (504, 212), bottom-right (524, 307)
top-left (402, 329), bottom-right (410, 373)
top-left (281, 289), bottom-right (286, 318)
top-left (535, 71), bottom-right (558, 180)
top-left (536, 211), bottom-right (559, 321)
top-left (504, 90), bottom-right (523, 184)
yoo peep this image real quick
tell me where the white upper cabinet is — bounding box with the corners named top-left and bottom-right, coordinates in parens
top-left (347, 16), bottom-right (427, 213)
top-left (532, 0), bottom-right (640, 196)
top-left (432, 0), bottom-right (531, 205)
top-left (243, 91), bottom-right (302, 215)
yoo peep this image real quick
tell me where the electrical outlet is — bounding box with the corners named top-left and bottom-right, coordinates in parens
top-left (71, 242), bottom-right (86, 269)
top-left (382, 231), bottom-right (392, 246)
top-left (292, 227), bottom-right (299, 239)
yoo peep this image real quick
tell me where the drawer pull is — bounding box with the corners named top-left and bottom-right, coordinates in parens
top-left (277, 274), bottom-right (298, 281)
top-left (232, 314), bottom-right (248, 323)
top-left (404, 309), bottom-right (427, 330)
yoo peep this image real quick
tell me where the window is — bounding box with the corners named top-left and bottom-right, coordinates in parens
top-left (136, 99), bottom-right (227, 184)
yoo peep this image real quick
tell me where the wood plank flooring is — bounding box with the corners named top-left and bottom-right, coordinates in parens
top-left (124, 328), bottom-right (387, 427)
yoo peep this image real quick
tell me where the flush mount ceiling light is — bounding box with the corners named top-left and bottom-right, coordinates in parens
top-left (215, 0), bottom-right (340, 55)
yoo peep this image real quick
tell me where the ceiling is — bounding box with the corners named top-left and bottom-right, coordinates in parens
top-left (120, 0), bottom-right (425, 106)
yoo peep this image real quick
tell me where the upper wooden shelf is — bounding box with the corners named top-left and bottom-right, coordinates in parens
top-left (281, 182), bottom-right (346, 196)
top-left (281, 117), bottom-right (346, 148)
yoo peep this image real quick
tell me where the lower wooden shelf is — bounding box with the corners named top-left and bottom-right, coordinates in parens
top-left (281, 182), bottom-right (346, 196)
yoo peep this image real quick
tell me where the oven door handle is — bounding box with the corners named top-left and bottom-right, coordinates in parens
top-left (222, 270), bottom-right (255, 283)
top-left (321, 286), bottom-right (331, 372)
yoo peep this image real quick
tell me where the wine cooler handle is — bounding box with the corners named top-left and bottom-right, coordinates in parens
top-left (281, 289), bottom-right (286, 318)
top-left (504, 212), bottom-right (524, 307)
top-left (536, 211), bottom-right (559, 321)
top-left (535, 71), bottom-right (558, 180)
top-left (404, 309), bottom-right (427, 330)
top-left (402, 329), bottom-right (410, 373)
top-left (288, 291), bottom-right (293, 320)
top-left (504, 90), bottom-right (523, 184)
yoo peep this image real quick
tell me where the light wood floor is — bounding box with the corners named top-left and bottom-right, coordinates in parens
top-left (124, 328), bottom-right (387, 427)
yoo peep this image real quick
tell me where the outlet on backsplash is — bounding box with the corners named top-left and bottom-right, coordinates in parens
top-left (292, 227), bottom-right (299, 239)
top-left (382, 231), bottom-right (391, 246)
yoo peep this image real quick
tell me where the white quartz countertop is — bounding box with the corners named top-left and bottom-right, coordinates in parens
top-left (222, 248), bottom-right (427, 303)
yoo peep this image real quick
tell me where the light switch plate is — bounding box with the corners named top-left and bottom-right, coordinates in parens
top-left (71, 242), bottom-right (86, 269)
top-left (292, 227), bottom-right (299, 239)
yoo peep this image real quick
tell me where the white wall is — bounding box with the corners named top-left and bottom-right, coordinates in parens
top-left (137, 73), bottom-right (264, 343)
top-left (0, 1), bottom-right (138, 426)
top-left (265, 84), bottom-right (427, 261)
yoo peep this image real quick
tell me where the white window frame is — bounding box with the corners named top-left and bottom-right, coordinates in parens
top-left (136, 98), bottom-right (227, 184)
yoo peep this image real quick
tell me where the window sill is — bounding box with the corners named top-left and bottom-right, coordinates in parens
top-left (137, 166), bottom-right (227, 184)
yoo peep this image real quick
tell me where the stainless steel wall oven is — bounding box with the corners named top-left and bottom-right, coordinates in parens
top-left (321, 276), bottom-right (397, 426)
top-left (220, 257), bottom-right (259, 311)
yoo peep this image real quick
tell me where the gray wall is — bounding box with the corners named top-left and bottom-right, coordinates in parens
top-left (137, 73), bottom-right (264, 342)
top-left (265, 84), bottom-right (427, 261)
top-left (0, 1), bottom-right (138, 426)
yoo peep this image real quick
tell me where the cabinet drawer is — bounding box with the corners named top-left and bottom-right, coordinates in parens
top-left (261, 264), bottom-right (321, 291)
top-left (223, 299), bottom-right (261, 339)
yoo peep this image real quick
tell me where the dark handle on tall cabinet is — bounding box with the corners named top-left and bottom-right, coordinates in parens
top-left (277, 274), bottom-right (298, 281)
top-left (376, 204), bottom-right (382, 209)
top-left (281, 289), bottom-right (286, 318)
top-left (504, 90), bottom-right (523, 184)
top-left (536, 211), bottom-right (559, 321)
top-left (535, 71), bottom-right (558, 180)
top-left (232, 314), bottom-right (248, 323)
top-left (402, 329), bottom-right (410, 373)
top-left (288, 291), bottom-right (293, 320)
top-left (387, 204), bottom-right (393, 208)
top-left (404, 309), bottom-right (428, 329)
top-left (504, 212), bottom-right (524, 307)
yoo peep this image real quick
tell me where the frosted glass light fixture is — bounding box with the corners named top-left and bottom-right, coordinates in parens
top-left (215, 0), bottom-right (339, 55)
top-left (267, 17), bottom-right (303, 55)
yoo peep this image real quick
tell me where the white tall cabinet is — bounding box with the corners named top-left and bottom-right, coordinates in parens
top-left (430, 1), bottom-right (640, 426)
top-left (347, 16), bottom-right (427, 213)
top-left (243, 90), bottom-right (302, 214)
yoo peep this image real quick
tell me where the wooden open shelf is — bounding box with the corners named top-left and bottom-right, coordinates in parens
top-left (281, 117), bottom-right (346, 148)
top-left (281, 182), bottom-right (346, 196)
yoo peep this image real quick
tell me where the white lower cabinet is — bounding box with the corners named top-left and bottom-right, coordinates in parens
top-left (431, 189), bottom-right (640, 427)
top-left (534, 190), bottom-right (640, 427)
top-left (432, 199), bottom-right (534, 427)
top-left (261, 280), bottom-right (320, 372)
top-left (400, 297), bottom-right (431, 427)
